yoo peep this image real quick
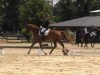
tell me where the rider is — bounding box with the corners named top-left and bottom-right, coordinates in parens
top-left (39, 14), bottom-right (50, 39)
top-left (84, 26), bottom-right (89, 34)
top-left (91, 25), bottom-right (95, 31)
top-left (90, 25), bottom-right (97, 37)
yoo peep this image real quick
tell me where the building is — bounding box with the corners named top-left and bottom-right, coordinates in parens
top-left (50, 10), bottom-right (100, 42)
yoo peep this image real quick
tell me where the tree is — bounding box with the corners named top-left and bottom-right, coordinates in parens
top-left (54, 0), bottom-right (100, 22)
top-left (54, 0), bottom-right (76, 21)
top-left (19, 0), bottom-right (51, 27)
top-left (2, 0), bottom-right (20, 32)
top-left (89, 0), bottom-right (100, 10)
top-left (0, 0), bottom-right (5, 30)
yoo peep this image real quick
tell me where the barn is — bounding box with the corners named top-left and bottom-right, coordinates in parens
top-left (50, 10), bottom-right (100, 42)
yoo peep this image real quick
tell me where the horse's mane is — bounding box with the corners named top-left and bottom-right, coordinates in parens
top-left (27, 24), bottom-right (40, 30)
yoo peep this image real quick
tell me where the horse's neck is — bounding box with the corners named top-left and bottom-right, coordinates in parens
top-left (31, 29), bottom-right (39, 37)
top-left (32, 28), bottom-right (39, 33)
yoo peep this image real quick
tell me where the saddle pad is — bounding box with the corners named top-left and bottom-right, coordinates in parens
top-left (44, 29), bottom-right (50, 36)
top-left (39, 29), bottom-right (50, 36)
top-left (90, 31), bottom-right (96, 37)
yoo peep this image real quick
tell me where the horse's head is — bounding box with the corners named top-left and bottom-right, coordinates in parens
top-left (26, 24), bottom-right (40, 33)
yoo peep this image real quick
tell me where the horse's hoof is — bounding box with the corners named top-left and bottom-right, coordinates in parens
top-left (45, 53), bottom-right (47, 55)
top-left (65, 49), bottom-right (69, 53)
top-left (27, 52), bottom-right (30, 54)
top-left (49, 52), bottom-right (52, 55)
top-left (62, 50), bottom-right (68, 55)
top-left (66, 49), bottom-right (69, 52)
top-left (62, 49), bottom-right (69, 56)
top-left (63, 52), bottom-right (68, 55)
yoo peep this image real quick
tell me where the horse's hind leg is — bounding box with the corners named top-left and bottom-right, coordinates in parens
top-left (58, 41), bottom-right (64, 49)
top-left (81, 43), bottom-right (83, 47)
top-left (84, 43), bottom-right (88, 47)
top-left (58, 41), bottom-right (69, 55)
top-left (91, 39), bottom-right (95, 47)
top-left (27, 42), bottom-right (36, 54)
top-left (39, 42), bottom-right (47, 55)
top-left (49, 42), bottom-right (57, 54)
top-left (91, 43), bottom-right (93, 47)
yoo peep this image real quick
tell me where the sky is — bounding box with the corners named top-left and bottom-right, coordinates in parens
top-left (53, 0), bottom-right (59, 5)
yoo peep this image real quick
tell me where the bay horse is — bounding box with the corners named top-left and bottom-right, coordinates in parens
top-left (26, 24), bottom-right (74, 55)
top-left (83, 31), bottom-right (97, 47)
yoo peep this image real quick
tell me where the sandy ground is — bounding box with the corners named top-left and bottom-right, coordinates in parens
top-left (0, 41), bottom-right (100, 75)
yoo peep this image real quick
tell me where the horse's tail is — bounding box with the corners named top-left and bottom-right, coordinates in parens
top-left (61, 31), bottom-right (74, 45)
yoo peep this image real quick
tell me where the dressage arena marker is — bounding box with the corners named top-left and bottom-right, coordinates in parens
top-left (68, 50), bottom-right (75, 56)
top-left (69, 49), bottom-right (100, 56)
top-left (0, 48), bottom-right (4, 55)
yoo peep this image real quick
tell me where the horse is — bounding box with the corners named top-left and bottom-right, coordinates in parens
top-left (83, 31), bottom-right (97, 47)
top-left (75, 27), bottom-right (97, 47)
top-left (26, 24), bottom-right (74, 55)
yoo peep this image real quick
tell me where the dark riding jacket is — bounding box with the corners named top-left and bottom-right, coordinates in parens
top-left (42, 19), bottom-right (50, 29)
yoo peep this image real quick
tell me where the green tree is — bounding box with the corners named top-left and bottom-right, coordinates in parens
top-left (89, 0), bottom-right (100, 10)
top-left (54, 0), bottom-right (76, 21)
top-left (2, 0), bottom-right (20, 32)
top-left (0, 0), bottom-right (5, 30)
top-left (73, 0), bottom-right (100, 17)
top-left (19, 0), bottom-right (51, 27)
top-left (75, 0), bottom-right (89, 17)
top-left (54, 0), bottom-right (100, 22)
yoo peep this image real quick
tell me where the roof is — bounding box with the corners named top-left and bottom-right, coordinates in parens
top-left (50, 16), bottom-right (100, 27)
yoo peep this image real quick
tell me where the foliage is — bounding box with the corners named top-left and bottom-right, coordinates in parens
top-left (54, 0), bottom-right (100, 22)
top-left (54, 0), bottom-right (77, 21)
top-left (21, 28), bottom-right (31, 42)
top-left (2, 0), bottom-right (20, 32)
top-left (19, 0), bottom-right (51, 26)
top-left (0, 0), bottom-right (100, 33)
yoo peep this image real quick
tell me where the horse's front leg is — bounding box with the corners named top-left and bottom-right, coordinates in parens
top-left (39, 42), bottom-right (47, 55)
top-left (27, 42), bottom-right (36, 54)
top-left (49, 42), bottom-right (57, 54)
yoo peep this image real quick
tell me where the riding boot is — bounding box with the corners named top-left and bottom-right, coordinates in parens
top-left (41, 36), bottom-right (45, 41)
top-left (41, 32), bottom-right (45, 40)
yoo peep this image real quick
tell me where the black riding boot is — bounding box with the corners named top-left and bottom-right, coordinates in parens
top-left (41, 32), bottom-right (45, 40)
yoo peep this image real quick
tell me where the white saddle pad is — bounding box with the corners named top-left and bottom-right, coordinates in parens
top-left (39, 28), bottom-right (50, 36)
top-left (44, 29), bottom-right (50, 35)
top-left (90, 31), bottom-right (97, 37)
